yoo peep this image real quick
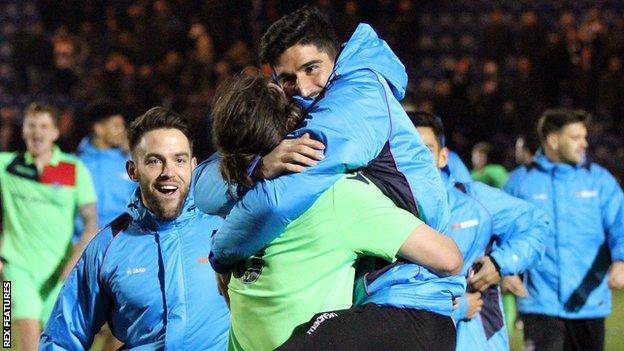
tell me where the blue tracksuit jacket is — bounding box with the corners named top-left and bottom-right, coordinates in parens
top-left (40, 188), bottom-right (230, 350)
top-left (74, 138), bottom-right (136, 237)
top-left (447, 150), bottom-right (472, 184)
top-left (439, 171), bottom-right (547, 350)
top-left (195, 23), bottom-right (448, 272)
top-left (504, 152), bottom-right (624, 319)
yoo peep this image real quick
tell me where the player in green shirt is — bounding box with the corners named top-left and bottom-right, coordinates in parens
top-left (0, 102), bottom-right (97, 351)
top-left (212, 73), bottom-right (463, 351)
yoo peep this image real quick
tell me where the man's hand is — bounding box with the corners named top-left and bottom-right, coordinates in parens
top-left (608, 261), bottom-right (624, 289)
top-left (468, 256), bottom-right (502, 292)
top-left (501, 275), bottom-right (528, 297)
top-left (260, 133), bottom-right (325, 179)
top-left (465, 292), bottom-right (484, 319)
top-left (216, 272), bottom-right (231, 308)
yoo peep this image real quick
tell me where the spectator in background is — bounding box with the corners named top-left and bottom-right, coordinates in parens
top-left (0, 102), bottom-right (97, 351)
top-left (514, 132), bottom-right (541, 167)
top-left (505, 108), bottom-right (624, 351)
top-left (481, 9), bottom-right (513, 65)
top-left (470, 141), bottom-right (509, 188)
top-left (76, 100), bottom-right (135, 238)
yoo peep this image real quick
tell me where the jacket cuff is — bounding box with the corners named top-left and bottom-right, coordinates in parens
top-left (611, 246), bottom-right (624, 262)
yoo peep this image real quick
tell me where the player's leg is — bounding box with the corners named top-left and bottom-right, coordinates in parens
top-left (5, 264), bottom-right (44, 351)
top-left (522, 313), bottom-right (566, 351)
top-left (562, 317), bottom-right (605, 351)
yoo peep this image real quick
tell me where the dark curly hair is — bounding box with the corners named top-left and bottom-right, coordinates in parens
top-left (211, 72), bottom-right (303, 187)
top-left (259, 6), bottom-right (339, 67)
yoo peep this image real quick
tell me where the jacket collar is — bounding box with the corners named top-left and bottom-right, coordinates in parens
top-left (127, 184), bottom-right (198, 232)
top-left (24, 145), bottom-right (62, 166)
top-left (532, 150), bottom-right (590, 173)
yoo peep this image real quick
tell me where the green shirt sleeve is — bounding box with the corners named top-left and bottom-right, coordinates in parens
top-left (75, 159), bottom-right (97, 206)
top-left (333, 175), bottom-right (423, 262)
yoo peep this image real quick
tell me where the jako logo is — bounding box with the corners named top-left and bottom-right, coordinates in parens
top-left (197, 256), bottom-right (210, 264)
top-left (126, 267), bottom-right (146, 275)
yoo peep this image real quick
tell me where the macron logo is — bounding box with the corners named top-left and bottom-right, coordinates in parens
top-left (451, 219), bottom-right (479, 231)
top-left (126, 267), bottom-right (146, 275)
top-left (306, 312), bottom-right (338, 335)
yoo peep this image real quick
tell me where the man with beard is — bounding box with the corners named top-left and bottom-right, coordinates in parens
top-left (504, 109), bottom-right (624, 351)
top-left (40, 107), bottom-right (229, 350)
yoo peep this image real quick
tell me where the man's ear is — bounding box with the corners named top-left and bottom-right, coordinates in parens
top-left (438, 147), bottom-right (450, 168)
top-left (191, 156), bottom-right (197, 170)
top-left (126, 160), bottom-right (139, 182)
top-left (546, 133), bottom-right (559, 151)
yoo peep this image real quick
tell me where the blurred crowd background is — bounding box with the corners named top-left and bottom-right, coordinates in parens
top-left (1, 0), bottom-right (623, 182)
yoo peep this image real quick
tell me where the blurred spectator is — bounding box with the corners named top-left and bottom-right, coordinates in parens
top-left (471, 141), bottom-right (509, 188)
top-left (1, 0), bottom-right (623, 181)
top-left (481, 9), bottom-right (513, 65)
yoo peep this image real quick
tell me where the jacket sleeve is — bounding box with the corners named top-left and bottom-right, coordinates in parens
top-left (193, 153), bottom-right (237, 217)
top-left (472, 182), bottom-right (548, 276)
top-left (597, 167), bottom-right (624, 261)
top-left (210, 100), bottom-right (388, 272)
top-left (452, 295), bottom-right (470, 322)
top-left (40, 235), bottom-right (112, 350)
top-left (502, 167), bottom-right (525, 197)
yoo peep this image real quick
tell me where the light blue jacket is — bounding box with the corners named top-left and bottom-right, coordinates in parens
top-left (441, 171), bottom-right (547, 350)
top-left (40, 188), bottom-right (230, 350)
top-left (75, 138), bottom-right (136, 237)
top-left (504, 152), bottom-right (624, 319)
top-left (195, 24), bottom-right (448, 273)
top-left (447, 150), bottom-right (472, 183)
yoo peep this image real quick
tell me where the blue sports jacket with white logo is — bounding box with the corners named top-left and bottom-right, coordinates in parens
top-left (40, 187), bottom-right (230, 350)
top-left (195, 24), bottom-right (448, 273)
top-left (440, 171), bottom-right (547, 350)
top-left (504, 152), bottom-right (624, 319)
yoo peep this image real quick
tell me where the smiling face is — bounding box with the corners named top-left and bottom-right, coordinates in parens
top-left (126, 128), bottom-right (196, 220)
top-left (22, 111), bottom-right (60, 158)
top-left (273, 44), bottom-right (334, 99)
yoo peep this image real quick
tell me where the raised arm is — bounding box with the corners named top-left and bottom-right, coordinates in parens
top-left (194, 134), bottom-right (326, 217)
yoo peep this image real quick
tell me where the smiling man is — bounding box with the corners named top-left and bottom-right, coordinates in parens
top-left (40, 107), bottom-right (229, 350)
top-left (504, 108), bottom-right (624, 351)
top-left (0, 102), bottom-right (97, 351)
